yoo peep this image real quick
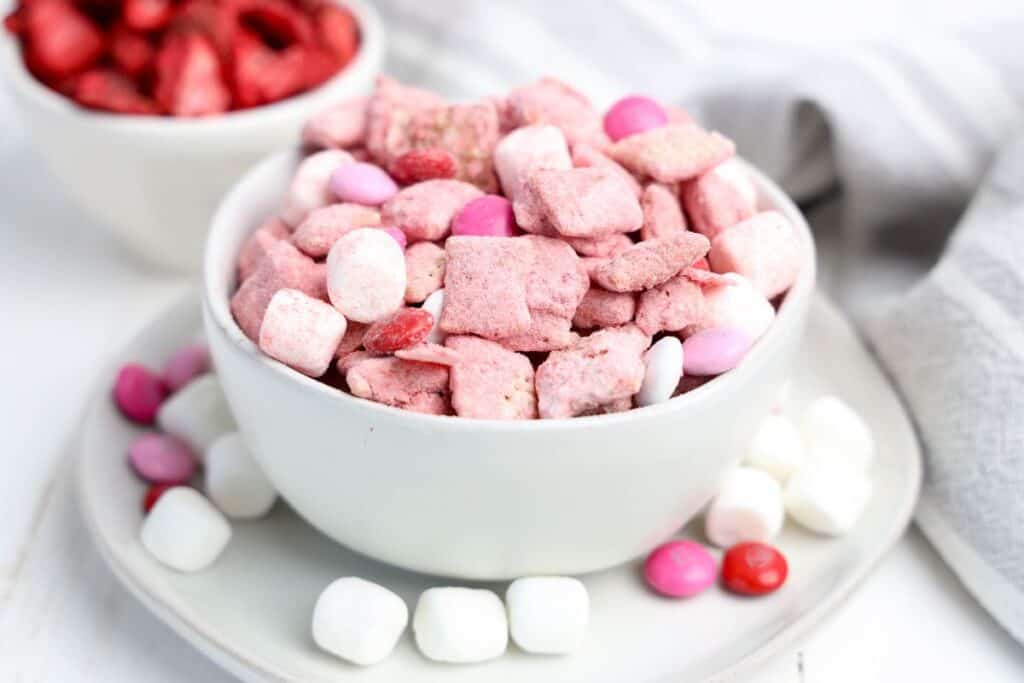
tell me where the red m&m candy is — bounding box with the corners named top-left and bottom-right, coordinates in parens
top-left (722, 542), bottom-right (788, 596)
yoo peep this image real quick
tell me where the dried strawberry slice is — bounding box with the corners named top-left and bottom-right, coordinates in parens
top-left (110, 24), bottom-right (154, 78)
top-left (389, 148), bottom-right (458, 185)
top-left (74, 69), bottom-right (158, 114)
top-left (23, 0), bottom-right (104, 79)
top-left (169, 0), bottom-right (239, 63)
top-left (315, 3), bottom-right (358, 64)
top-left (231, 30), bottom-right (309, 108)
top-left (363, 308), bottom-right (435, 353)
top-left (155, 32), bottom-right (230, 116)
top-left (237, 0), bottom-right (314, 48)
top-left (123, 0), bottom-right (174, 31)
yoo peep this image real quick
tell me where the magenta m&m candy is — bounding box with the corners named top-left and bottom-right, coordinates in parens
top-left (643, 540), bottom-right (717, 598)
top-left (114, 363), bottom-right (168, 424)
top-left (603, 95), bottom-right (669, 142)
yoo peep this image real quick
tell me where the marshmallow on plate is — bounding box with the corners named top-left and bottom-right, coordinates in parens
top-left (800, 396), bottom-right (874, 470)
top-left (141, 487), bottom-right (232, 572)
top-left (506, 577), bottom-right (589, 655)
top-left (704, 467), bottom-right (785, 549)
top-left (785, 462), bottom-right (873, 536)
top-left (312, 577), bottom-right (409, 666)
top-left (636, 336), bottom-right (683, 407)
top-left (412, 587), bottom-right (508, 663)
top-left (204, 432), bottom-right (277, 520)
top-left (745, 414), bottom-right (805, 482)
top-left (157, 374), bottom-right (236, 458)
top-left (326, 228), bottom-right (407, 323)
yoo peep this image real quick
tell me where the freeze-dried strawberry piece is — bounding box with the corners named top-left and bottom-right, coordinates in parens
top-left (389, 148), bottom-right (457, 185)
top-left (315, 3), bottom-right (358, 63)
top-left (169, 0), bottom-right (239, 62)
top-left (231, 31), bottom-right (309, 108)
top-left (155, 32), bottom-right (230, 116)
top-left (74, 69), bottom-right (159, 114)
top-left (123, 0), bottom-right (174, 31)
top-left (4, 9), bottom-right (24, 35)
top-left (23, 0), bottom-right (104, 79)
top-left (363, 308), bottom-right (434, 353)
top-left (110, 24), bottom-right (154, 78)
top-left (238, 0), bottom-right (314, 47)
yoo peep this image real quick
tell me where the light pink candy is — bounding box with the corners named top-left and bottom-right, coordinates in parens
top-left (380, 226), bottom-right (408, 249)
top-left (162, 344), bottom-right (210, 393)
top-left (128, 433), bottom-right (196, 485)
top-left (113, 364), bottom-right (167, 424)
top-left (603, 95), bottom-right (669, 142)
top-left (452, 195), bottom-right (519, 237)
top-left (329, 162), bottom-right (399, 206)
top-left (682, 327), bottom-right (753, 376)
top-left (644, 540), bottom-right (717, 598)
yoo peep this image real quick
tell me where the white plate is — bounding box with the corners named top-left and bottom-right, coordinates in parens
top-left (78, 288), bottom-right (921, 683)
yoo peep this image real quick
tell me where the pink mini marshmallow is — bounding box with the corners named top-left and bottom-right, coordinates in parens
top-left (381, 179), bottom-right (483, 242)
top-left (635, 273), bottom-right (706, 335)
top-left (682, 163), bottom-right (756, 240)
top-left (231, 241), bottom-right (326, 341)
top-left (440, 236), bottom-right (533, 339)
top-left (709, 211), bottom-right (801, 299)
top-left (524, 167), bottom-right (643, 238)
top-left (381, 226), bottom-right (408, 249)
top-left (259, 289), bottom-right (347, 377)
top-left (446, 336), bottom-right (537, 419)
top-left (563, 233), bottom-right (633, 258)
top-left (238, 217), bottom-right (289, 282)
top-left (301, 96), bottom-right (370, 150)
top-left (281, 150), bottom-right (355, 227)
top-left (345, 357), bottom-right (450, 415)
top-left (162, 344), bottom-right (210, 393)
top-left (640, 183), bottom-right (687, 241)
top-left (592, 232), bottom-right (710, 293)
top-left (394, 342), bottom-right (460, 366)
top-left (603, 95), bottom-right (669, 142)
top-left (291, 204), bottom-right (382, 258)
top-left (405, 100), bottom-right (502, 192)
top-left (365, 76), bottom-right (446, 166)
top-left (404, 242), bottom-right (447, 304)
top-left (535, 324), bottom-right (651, 419)
top-left (571, 142), bottom-right (643, 198)
top-left (329, 162), bottom-right (399, 206)
top-left (610, 123), bottom-right (735, 184)
top-left (326, 228), bottom-right (407, 323)
top-left (505, 77), bottom-right (604, 146)
top-left (495, 125), bottom-right (572, 231)
top-left (452, 195), bottom-right (518, 237)
top-left (692, 273), bottom-right (775, 341)
top-left (573, 287), bottom-right (636, 329)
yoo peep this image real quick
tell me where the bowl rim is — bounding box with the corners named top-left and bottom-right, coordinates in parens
top-left (0, 0), bottom-right (384, 136)
top-left (204, 149), bottom-right (817, 432)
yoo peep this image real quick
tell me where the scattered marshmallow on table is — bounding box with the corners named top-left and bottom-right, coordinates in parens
top-left (413, 587), bottom-right (508, 664)
top-left (204, 432), bottom-right (277, 520)
top-left (506, 577), bottom-right (589, 655)
top-left (312, 577), bottom-right (409, 666)
top-left (326, 228), bottom-right (407, 323)
top-left (636, 336), bottom-right (683, 407)
top-left (157, 374), bottom-right (236, 458)
top-left (745, 414), bottom-right (806, 482)
top-left (785, 462), bottom-right (873, 536)
top-left (141, 487), bottom-right (232, 572)
top-left (281, 150), bottom-right (354, 227)
top-left (800, 395), bottom-right (875, 470)
top-left (705, 467), bottom-right (785, 549)
top-left (259, 289), bottom-right (347, 377)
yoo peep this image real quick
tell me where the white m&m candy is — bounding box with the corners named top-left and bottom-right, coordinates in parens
top-left (745, 414), bottom-right (805, 482)
top-left (705, 467), bottom-right (785, 549)
top-left (413, 587), bottom-right (508, 663)
top-left (506, 577), bottom-right (589, 655)
top-left (785, 462), bottom-right (873, 536)
top-left (157, 374), bottom-right (236, 458)
top-left (312, 577), bottom-right (408, 666)
top-left (141, 487), bottom-right (231, 572)
top-left (801, 396), bottom-right (874, 469)
top-left (420, 289), bottom-right (446, 344)
top-left (636, 336), bottom-right (683, 407)
top-left (204, 432), bottom-right (277, 520)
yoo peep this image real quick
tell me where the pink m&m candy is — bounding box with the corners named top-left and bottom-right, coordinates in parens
top-left (603, 95), bottom-right (669, 142)
top-left (329, 162), bottom-right (399, 206)
top-left (162, 344), bottom-right (210, 393)
top-left (128, 433), bottom-right (197, 485)
top-left (683, 327), bottom-right (753, 376)
top-left (114, 364), bottom-right (168, 424)
top-left (380, 226), bottom-right (408, 249)
top-left (644, 540), bottom-right (717, 598)
top-left (451, 195), bottom-right (519, 237)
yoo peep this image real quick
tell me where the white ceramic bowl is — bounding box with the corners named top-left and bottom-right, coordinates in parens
top-left (203, 150), bottom-right (816, 580)
top-left (0, 0), bottom-right (383, 272)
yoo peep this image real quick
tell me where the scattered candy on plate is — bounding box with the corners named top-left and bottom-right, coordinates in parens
top-left (721, 541), bottom-right (788, 596)
top-left (506, 577), bottom-right (589, 655)
top-left (643, 540), bottom-right (717, 598)
top-left (141, 486), bottom-right (231, 572)
top-left (312, 577), bottom-right (409, 666)
top-left (412, 587), bottom-right (508, 664)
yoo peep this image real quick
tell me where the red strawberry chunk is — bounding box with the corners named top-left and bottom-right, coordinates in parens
top-left (23, 0), bottom-right (104, 79)
top-left (363, 308), bottom-right (435, 353)
top-left (74, 69), bottom-right (159, 114)
top-left (123, 0), bottom-right (174, 32)
top-left (238, 0), bottom-right (314, 48)
top-left (389, 148), bottom-right (458, 185)
top-left (155, 32), bottom-right (230, 116)
top-left (110, 25), bottom-right (154, 78)
top-left (231, 30), bottom-right (309, 108)
top-left (315, 3), bottom-right (358, 63)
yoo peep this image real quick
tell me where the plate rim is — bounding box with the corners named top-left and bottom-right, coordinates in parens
top-left (76, 287), bottom-right (923, 683)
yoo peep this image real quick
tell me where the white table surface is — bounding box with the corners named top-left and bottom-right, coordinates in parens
top-left (1, 87), bottom-right (1023, 683)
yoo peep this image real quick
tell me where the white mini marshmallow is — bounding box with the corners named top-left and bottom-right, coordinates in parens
top-left (157, 374), bottom-right (236, 459)
top-left (506, 577), bottom-right (589, 655)
top-left (636, 336), bottom-right (684, 407)
top-left (312, 577), bottom-right (409, 666)
top-left (711, 158), bottom-right (758, 208)
top-left (413, 587), bottom-right (508, 663)
top-left (326, 228), bottom-right (407, 323)
top-left (204, 432), bottom-right (277, 520)
top-left (281, 150), bottom-right (354, 227)
top-left (259, 289), bottom-right (347, 377)
top-left (801, 395), bottom-right (874, 470)
top-left (785, 462), bottom-right (873, 536)
top-left (494, 125), bottom-right (571, 204)
top-left (421, 288), bottom-right (446, 344)
top-left (745, 414), bottom-right (806, 483)
top-left (141, 487), bottom-right (231, 572)
top-left (705, 466), bottom-right (785, 549)
top-left (696, 273), bottom-right (775, 342)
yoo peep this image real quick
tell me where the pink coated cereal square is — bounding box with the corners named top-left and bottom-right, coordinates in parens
top-left (291, 204), bottom-right (381, 258)
top-left (682, 164), bottom-right (756, 239)
top-left (301, 96), bottom-right (370, 150)
top-left (440, 236), bottom-right (533, 339)
top-left (237, 216), bottom-right (290, 282)
top-left (365, 76), bottom-right (446, 166)
top-left (394, 342), bottom-right (460, 366)
top-left (640, 183), bottom-right (687, 241)
top-left (495, 125), bottom-right (572, 233)
top-left (573, 287), bottom-right (636, 329)
top-left (498, 312), bottom-right (579, 352)
top-left (521, 235), bottom-right (589, 319)
top-left (610, 123), bottom-right (735, 183)
top-left (506, 77), bottom-right (605, 146)
top-left (231, 241), bottom-right (326, 341)
top-left (635, 273), bottom-right (706, 335)
top-left (524, 167), bottom-right (643, 238)
top-left (345, 357), bottom-right (451, 415)
top-left (563, 233), bottom-right (633, 258)
top-left (258, 289), bottom-right (347, 377)
top-left (334, 320), bottom-right (368, 358)
top-left (592, 232), bottom-right (710, 292)
top-left (571, 142), bottom-right (643, 198)
top-left (336, 349), bottom-right (379, 375)
top-left (535, 324), bottom-right (651, 419)
top-left (708, 211), bottom-right (801, 299)
top-left (404, 242), bottom-right (447, 303)
top-left (406, 100), bottom-right (501, 192)
top-left (381, 180), bottom-right (483, 242)
top-left (446, 335), bottom-right (537, 419)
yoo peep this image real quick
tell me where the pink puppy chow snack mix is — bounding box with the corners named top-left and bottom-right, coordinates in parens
top-left (231, 76), bottom-right (804, 418)
top-left (259, 289), bottom-right (347, 377)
